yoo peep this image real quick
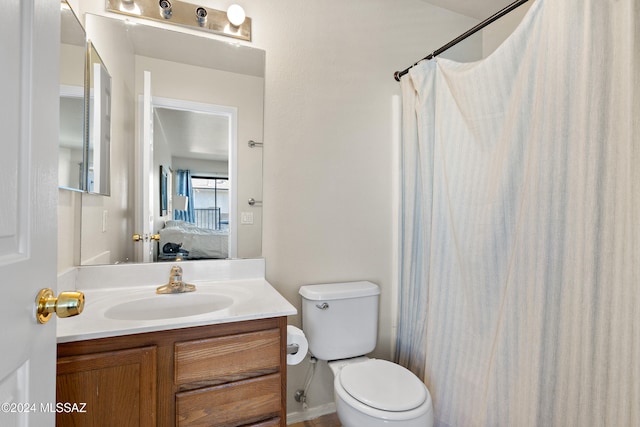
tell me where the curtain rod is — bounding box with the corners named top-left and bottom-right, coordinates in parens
top-left (393, 0), bottom-right (532, 81)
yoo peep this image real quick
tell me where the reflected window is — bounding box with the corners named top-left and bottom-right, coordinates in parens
top-left (191, 177), bottom-right (229, 230)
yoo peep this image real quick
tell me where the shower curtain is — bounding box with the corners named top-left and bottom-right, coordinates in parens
top-left (397, 0), bottom-right (639, 426)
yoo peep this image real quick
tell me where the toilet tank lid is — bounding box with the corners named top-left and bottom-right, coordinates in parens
top-left (299, 281), bottom-right (380, 301)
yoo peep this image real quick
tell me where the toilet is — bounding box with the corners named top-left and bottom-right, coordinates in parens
top-left (299, 281), bottom-right (434, 427)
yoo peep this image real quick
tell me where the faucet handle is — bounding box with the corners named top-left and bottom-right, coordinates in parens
top-left (156, 265), bottom-right (195, 294)
top-left (170, 265), bottom-right (183, 280)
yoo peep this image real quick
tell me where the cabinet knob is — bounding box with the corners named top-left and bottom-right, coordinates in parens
top-left (36, 288), bottom-right (85, 324)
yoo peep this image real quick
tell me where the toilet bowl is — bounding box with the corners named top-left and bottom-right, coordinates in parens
top-left (329, 358), bottom-right (433, 427)
top-left (299, 281), bottom-right (434, 427)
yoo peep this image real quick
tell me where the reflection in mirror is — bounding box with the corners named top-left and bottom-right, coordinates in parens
top-left (58, 2), bottom-right (86, 191)
top-left (152, 101), bottom-right (236, 262)
top-left (87, 42), bottom-right (112, 195)
top-left (76, 14), bottom-right (264, 265)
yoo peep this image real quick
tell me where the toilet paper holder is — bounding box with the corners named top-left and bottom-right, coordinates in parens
top-left (286, 325), bottom-right (308, 365)
top-left (287, 343), bottom-right (300, 355)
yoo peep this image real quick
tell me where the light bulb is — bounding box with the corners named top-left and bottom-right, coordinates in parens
top-left (226, 4), bottom-right (245, 27)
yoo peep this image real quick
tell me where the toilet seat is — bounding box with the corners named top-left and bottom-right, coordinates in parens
top-left (339, 359), bottom-right (427, 412)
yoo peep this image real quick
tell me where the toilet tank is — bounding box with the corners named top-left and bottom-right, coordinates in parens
top-left (299, 281), bottom-right (380, 360)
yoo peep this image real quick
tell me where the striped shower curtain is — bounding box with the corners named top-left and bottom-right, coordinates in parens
top-left (397, 0), bottom-right (639, 425)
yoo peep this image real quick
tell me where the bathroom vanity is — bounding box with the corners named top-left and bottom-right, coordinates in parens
top-left (57, 317), bottom-right (286, 426)
top-left (56, 259), bottom-right (296, 427)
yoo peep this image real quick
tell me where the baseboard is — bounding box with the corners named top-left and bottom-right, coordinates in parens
top-left (287, 402), bottom-right (337, 425)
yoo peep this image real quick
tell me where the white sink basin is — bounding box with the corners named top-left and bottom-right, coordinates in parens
top-left (104, 293), bottom-right (234, 321)
top-left (56, 275), bottom-right (299, 343)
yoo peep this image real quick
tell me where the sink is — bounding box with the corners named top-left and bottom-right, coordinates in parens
top-left (104, 293), bottom-right (234, 321)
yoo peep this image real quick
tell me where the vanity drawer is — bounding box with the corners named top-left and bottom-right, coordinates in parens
top-left (245, 418), bottom-right (281, 427)
top-left (175, 373), bottom-right (281, 426)
top-left (174, 328), bottom-right (281, 386)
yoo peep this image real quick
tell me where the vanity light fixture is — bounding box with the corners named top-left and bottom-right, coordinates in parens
top-left (106, 0), bottom-right (252, 41)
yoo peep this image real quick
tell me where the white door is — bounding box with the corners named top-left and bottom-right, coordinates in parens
top-left (0, 0), bottom-right (60, 425)
top-left (134, 71), bottom-right (154, 262)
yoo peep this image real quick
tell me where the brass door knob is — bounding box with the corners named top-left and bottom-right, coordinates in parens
top-left (132, 233), bottom-right (160, 241)
top-left (36, 288), bottom-right (85, 324)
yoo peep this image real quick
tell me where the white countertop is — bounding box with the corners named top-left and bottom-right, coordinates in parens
top-left (57, 260), bottom-right (297, 343)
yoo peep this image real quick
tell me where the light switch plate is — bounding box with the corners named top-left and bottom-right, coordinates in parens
top-left (241, 212), bottom-right (254, 225)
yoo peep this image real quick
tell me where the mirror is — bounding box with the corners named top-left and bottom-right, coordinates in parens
top-left (58, 2), bottom-right (86, 191)
top-left (78, 14), bottom-right (264, 265)
top-left (86, 42), bottom-right (112, 195)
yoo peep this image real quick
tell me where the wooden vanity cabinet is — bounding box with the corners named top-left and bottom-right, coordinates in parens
top-left (56, 317), bottom-right (288, 427)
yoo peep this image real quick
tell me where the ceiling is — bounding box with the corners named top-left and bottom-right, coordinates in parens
top-left (154, 107), bottom-right (230, 162)
top-left (422, 0), bottom-right (521, 20)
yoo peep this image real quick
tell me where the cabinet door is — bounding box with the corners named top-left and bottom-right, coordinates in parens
top-left (56, 346), bottom-right (157, 427)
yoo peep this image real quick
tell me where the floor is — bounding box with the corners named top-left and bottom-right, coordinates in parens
top-left (289, 412), bottom-right (342, 427)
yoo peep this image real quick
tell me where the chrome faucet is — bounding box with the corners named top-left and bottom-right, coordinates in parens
top-left (156, 265), bottom-right (196, 294)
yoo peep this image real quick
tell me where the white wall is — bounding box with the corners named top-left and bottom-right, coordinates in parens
top-left (59, 44), bottom-right (85, 86)
top-left (234, 0), bottom-right (483, 419)
top-left (58, 189), bottom-right (81, 271)
top-left (482, 1), bottom-right (535, 56)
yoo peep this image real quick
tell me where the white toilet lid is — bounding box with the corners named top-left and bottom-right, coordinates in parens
top-left (339, 359), bottom-right (427, 412)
